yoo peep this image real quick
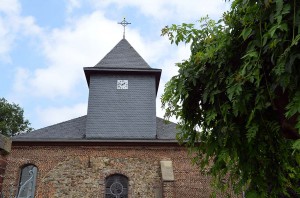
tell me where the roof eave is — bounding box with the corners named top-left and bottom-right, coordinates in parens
top-left (12, 139), bottom-right (181, 147)
top-left (83, 67), bottom-right (162, 94)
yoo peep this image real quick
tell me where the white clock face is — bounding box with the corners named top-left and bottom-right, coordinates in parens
top-left (117, 80), bottom-right (128, 89)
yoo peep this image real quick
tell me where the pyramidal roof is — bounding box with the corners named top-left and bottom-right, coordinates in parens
top-left (94, 38), bottom-right (150, 69)
top-left (84, 38), bottom-right (161, 92)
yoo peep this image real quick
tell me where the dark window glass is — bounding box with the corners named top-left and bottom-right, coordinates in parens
top-left (17, 165), bottom-right (37, 198)
top-left (105, 174), bottom-right (128, 198)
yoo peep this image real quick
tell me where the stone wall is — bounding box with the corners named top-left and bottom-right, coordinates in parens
top-left (0, 155), bottom-right (8, 195)
top-left (162, 182), bottom-right (174, 198)
top-left (0, 134), bottom-right (11, 195)
top-left (3, 144), bottom-right (237, 198)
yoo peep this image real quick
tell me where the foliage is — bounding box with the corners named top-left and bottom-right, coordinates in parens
top-left (161, 0), bottom-right (300, 197)
top-left (0, 98), bottom-right (33, 137)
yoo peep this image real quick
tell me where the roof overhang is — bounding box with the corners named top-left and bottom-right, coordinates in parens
top-left (84, 67), bottom-right (162, 95)
top-left (12, 139), bottom-right (181, 147)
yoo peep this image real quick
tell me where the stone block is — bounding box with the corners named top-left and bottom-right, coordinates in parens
top-left (0, 134), bottom-right (11, 155)
top-left (160, 161), bottom-right (174, 181)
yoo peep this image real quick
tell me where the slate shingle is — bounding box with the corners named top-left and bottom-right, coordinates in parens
top-left (95, 39), bottom-right (150, 69)
top-left (13, 116), bottom-right (86, 140)
top-left (13, 116), bottom-right (178, 141)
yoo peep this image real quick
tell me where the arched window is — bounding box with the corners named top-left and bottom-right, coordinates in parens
top-left (105, 174), bottom-right (128, 198)
top-left (17, 164), bottom-right (38, 198)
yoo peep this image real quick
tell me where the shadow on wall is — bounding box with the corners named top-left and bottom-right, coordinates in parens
top-left (0, 134), bottom-right (12, 196)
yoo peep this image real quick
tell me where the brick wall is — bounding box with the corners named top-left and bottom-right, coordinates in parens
top-left (162, 181), bottom-right (174, 198)
top-left (3, 144), bottom-right (237, 198)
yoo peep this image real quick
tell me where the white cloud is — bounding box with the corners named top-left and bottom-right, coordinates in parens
top-left (155, 43), bottom-right (190, 123)
top-left (65, 0), bottom-right (81, 14)
top-left (36, 103), bottom-right (87, 126)
top-left (162, 43), bottom-right (190, 79)
top-left (0, 0), bottom-right (20, 14)
top-left (15, 11), bottom-right (176, 99)
top-left (89, 0), bottom-right (230, 22)
top-left (0, 0), bottom-right (42, 62)
top-left (15, 12), bottom-right (121, 98)
top-left (0, 19), bottom-right (12, 62)
top-left (0, 0), bottom-right (20, 62)
top-left (20, 16), bottom-right (42, 36)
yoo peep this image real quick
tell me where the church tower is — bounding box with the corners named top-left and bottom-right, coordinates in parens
top-left (84, 38), bottom-right (161, 139)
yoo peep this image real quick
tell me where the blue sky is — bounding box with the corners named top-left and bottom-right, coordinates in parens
top-left (0, 0), bottom-right (230, 129)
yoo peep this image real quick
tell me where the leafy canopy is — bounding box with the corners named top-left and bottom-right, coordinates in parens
top-left (0, 98), bottom-right (33, 137)
top-left (161, 0), bottom-right (300, 197)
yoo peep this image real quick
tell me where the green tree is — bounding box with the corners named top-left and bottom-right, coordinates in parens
top-left (0, 98), bottom-right (33, 137)
top-left (161, 0), bottom-right (300, 197)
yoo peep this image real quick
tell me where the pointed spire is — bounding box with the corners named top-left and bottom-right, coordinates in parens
top-left (94, 39), bottom-right (150, 69)
top-left (118, 17), bottom-right (131, 39)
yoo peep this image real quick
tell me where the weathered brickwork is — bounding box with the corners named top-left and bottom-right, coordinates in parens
top-left (162, 181), bottom-right (174, 198)
top-left (0, 134), bottom-right (11, 195)
top-left (3, 145), bottom-right (235, 198)
top-left (0, 155), bottom-right (8, 194)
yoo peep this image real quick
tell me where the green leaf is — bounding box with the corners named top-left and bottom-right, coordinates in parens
top-left (241, 27), bottom-right (252, 40)
top-left (269, 24), bottom-right (279, 37)
top-left (241, 51), bottom-right (258, 59)
top-left (246, 124), bottom-right (259, 143)
top-left (291, 34), bottom-right (300, 46)
top-left (275, 0), bottom-right (283, 13)
top-left (246, 191), bottom-right (260, 198)
top-left (278, 23), bottom-right (288, 31)
top-left (282, 4), bottom-right (291, 15)
top-left (292, 139), bottom-right (300, 150)
top-left (246, 110), bottom-right (255, 127)
top-left (285, 91), bottom-right (300, 118)
top-left (206, 110), bottom-right (217, 125)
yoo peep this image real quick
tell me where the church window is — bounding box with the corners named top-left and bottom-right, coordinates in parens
top-left (17, 164), bottom-right (38, 198)
top-left (105, 174), bottom-right (128, 198)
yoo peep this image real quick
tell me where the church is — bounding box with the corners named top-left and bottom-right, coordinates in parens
top-left (2, 22), bottom-right (225, 197)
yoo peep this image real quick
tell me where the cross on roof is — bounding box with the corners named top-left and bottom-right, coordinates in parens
top-left (118, 18), bottom-right (131, 39)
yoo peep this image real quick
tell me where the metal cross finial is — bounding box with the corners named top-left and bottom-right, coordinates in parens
top-left (118, 17), bottom-right (131, 39)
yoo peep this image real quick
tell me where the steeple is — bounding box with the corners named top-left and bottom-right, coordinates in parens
top-left (84, 39), bottom-right (161, 94)
top-left (84, 37), bottom-right (161, 139)
top-left (94, 39), bottom-right (150, 69)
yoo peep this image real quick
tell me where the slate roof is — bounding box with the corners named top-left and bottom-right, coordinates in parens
top-left (84, 38), bottom-right (162, 93)
top-left (13, 116), bottom-right (178, 141)
top-left (94, 39), bottom-right (150, 69)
